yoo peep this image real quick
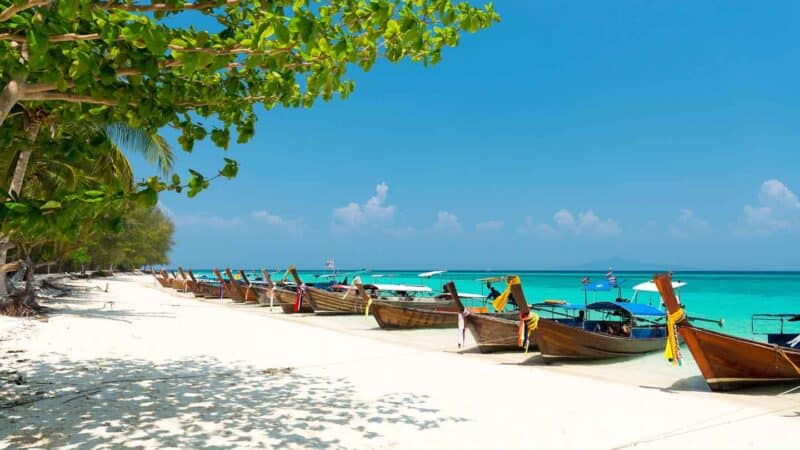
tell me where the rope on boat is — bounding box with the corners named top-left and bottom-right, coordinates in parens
top-left (775, 345), bottom-right (800, 376)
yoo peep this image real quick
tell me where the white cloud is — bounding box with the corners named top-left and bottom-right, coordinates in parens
top-left (759, 179), bottom-right (800, 209)
top-left (669, 209), bottom-right (709, 238)
top-left (332, 182), bottom-right (396, 231)
top-left (518, 210), bottom-right (619, 236)
top-left (251, 210), bottom-right (304, 231)
top-left (433, 211), bottom-right (461, 232)
top-left (517, 216), bottom-right (557, 236)
top-left (736, 179), bottom-right (799, 234)
top-left (476, 220), bottom-right (504, 232)
top-left (552, 209), bottom-right (620, 235)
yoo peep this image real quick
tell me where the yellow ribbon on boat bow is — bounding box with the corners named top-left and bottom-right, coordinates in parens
top-left (518, 311), bottom-right (539, 354)
top-left (664, 308), bottom-right (685, 366)
top-left (492, 276), bottom-right (521, 312)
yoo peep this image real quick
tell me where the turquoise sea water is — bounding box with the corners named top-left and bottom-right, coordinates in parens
top-left (188, 269), bottom-right (800, 341)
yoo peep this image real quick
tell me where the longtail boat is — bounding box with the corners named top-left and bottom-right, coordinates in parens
top-left (155, 269), bottom-right (171, 287)
top-left (289, 268), bottom-right (366, 314)
top-left (446, 278), bottom-right (530, 353)
top-left (654, 273), bottom-right (800, 391)
top-left (256, 269), bottom-right (313, 313)
top-left (175, 267), bottom-right (195, 293)
top-left (291, 268), bottom-right (454, 315)
top-left (164, 270), bottom-right (185, 290)
top-left (212, 268), bottom-right (243, 302)
top-left (530, 275), bottom-right (668, 360)
top-left (187, 269), bottom-right (226, 298)
top-left (532, 301), bottom-right (667, 360)
top-left (230, 269), bottom-right (259, 303)
top-left (370, 302), bottom-right (459, 329)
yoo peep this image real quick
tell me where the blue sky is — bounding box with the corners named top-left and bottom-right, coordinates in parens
top-left (130, 2), bottom-right (800, 270)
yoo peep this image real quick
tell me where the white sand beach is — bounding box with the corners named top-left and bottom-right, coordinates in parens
top-left (1, 274), bottom-right (799, 449)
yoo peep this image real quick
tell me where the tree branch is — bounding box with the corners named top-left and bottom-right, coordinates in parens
top-left (0, 0), bottom-right (240, 23)
top-left (96, 0), bottom-right (241, 12)
top-left (0, 0), bottom-right (50, 23)
top-left (21, 92), bottom-right (120, 106)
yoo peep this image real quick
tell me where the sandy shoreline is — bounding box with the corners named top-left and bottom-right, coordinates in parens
top-left (1, 274), bottom-right (798, 449)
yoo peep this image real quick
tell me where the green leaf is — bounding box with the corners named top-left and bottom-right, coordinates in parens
top-left (84, 190), bottom-right (105, 198)
top-left (4, 202), bottom-right (30, 213)
top-left (26, 28), bottom-right (49, 69)
top-left (40, 200), bottom-right (62, 211)
top-left (219, 158), bottom-right (238, 179)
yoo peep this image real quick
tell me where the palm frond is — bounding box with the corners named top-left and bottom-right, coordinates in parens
top-left (103, 123), bottom-right (174, 176)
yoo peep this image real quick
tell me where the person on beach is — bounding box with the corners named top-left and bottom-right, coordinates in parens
top-left (487, 282), bottom-right (501, 300)
top-left (487, 282), bottom-right (518, 309)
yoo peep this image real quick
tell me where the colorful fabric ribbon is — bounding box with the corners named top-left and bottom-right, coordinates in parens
top-left (492, 275), bottom-right (521, 312)
top-left (457, 310), bottom-right (471, 348)
top-left (294, 283), bottom-right (307, 313)
top-left (518, 311), bottom-right (539, 353)
top-left (664, 308), bottom-right (685, 366)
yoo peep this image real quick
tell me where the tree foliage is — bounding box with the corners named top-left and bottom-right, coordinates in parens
top-left (81, 205), bottom-right (174, 270)
top-left (1, 0), bottom-right (499, 198)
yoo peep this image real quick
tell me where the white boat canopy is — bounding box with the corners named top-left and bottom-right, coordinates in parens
top-left (369, 283), bottom-right (434, 293)
top-left (632, 281), bottom-right (687, 292)
top-left (418, 270), bottom-right (446, 278)
top-left (457, 292), bottom-right (485, 299)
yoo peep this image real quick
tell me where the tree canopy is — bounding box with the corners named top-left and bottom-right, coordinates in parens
top-left (0, 0), bottom-right (498, 306)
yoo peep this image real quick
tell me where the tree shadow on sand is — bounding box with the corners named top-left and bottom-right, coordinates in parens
top-left (0, 356), bottom-right (466, 449)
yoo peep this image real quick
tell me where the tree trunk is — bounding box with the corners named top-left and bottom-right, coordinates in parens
top-left (9, 150), bottom-right (31, 197)
top-left (0, 76), bottom-right (24, 128)
top-left (0, 242), bottom-right (9, 296)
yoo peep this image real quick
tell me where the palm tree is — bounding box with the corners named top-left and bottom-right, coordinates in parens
top-left (0, 122), bottom-right (174, 301)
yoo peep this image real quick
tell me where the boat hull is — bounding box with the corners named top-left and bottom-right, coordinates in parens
top-left (678, 324), bottom-right (800, 391)
top-left (535, 320), bottom-right (665, 360)
top-left (194, 281), bottom-right (225, 298)
top-left (465, 313), bottom-right (531, 353)
top-left (259, 287), bottom-right (314, 313)
top-left (306, 287), bottom-right (368, 314)
top-left (371, 303), bottom-right (458, 329)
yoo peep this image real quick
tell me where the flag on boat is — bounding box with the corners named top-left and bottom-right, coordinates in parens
top-left (606, 268), bottom-right (617, 286)
top-left (325, 259), bottom-right (335, 269)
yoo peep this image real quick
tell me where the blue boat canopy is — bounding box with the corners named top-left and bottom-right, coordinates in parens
top-left (587, 301), bottom-right (664, 317)
top-left (583, 280), bottom-right (624, 291)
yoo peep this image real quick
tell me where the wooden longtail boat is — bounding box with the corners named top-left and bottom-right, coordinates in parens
top-left (176, 267), bottom-right (196, 293)
top-left (155, 269), bottom-right (171, 287)
top-left (238, 270), bottom-right (271, 306)
top-left (446, 279), bottom-right (529, 353)
top-left (187, 269), bottom-right (225, 298)
top-left (255, 269), bottom-right (314, 313)
top-left (654, 273), bottom-right (800, 391)
top-left (164, 270), bottom-right (185, 290)
top-left (289, 268), bottom-right (365, 314)
top-left (533, 311), bottom-right (667, 361)
top-left (370, 302), bottom-right (459, 329)
top-left (212, 268), bottom-right (243, 302)
top-left (229, 269), bottom-right (258, 303)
